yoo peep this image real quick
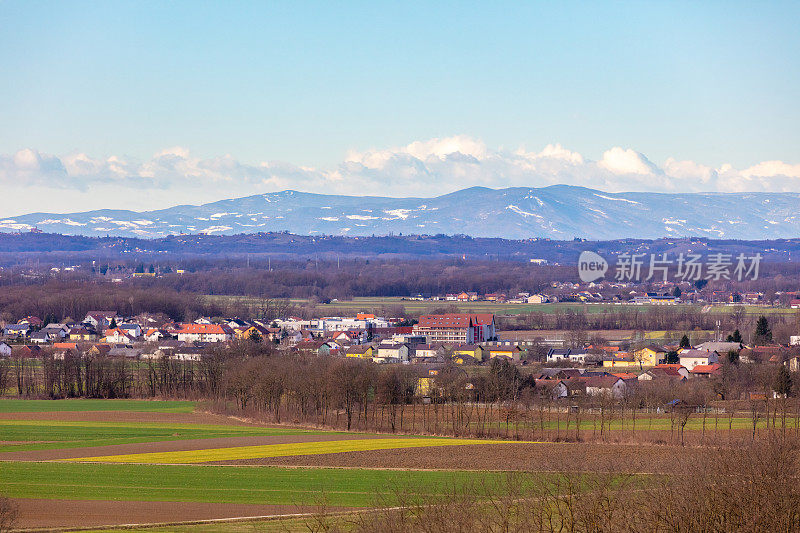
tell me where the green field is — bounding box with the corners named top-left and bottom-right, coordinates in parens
top-left (0, 461), bottom-right (521, 507)
top-left (212, 295), bottom-right (799, 317)
top-left (0, 398), bottom-right (197, 413)
top-left (0, 419), bottom-right (318, 453)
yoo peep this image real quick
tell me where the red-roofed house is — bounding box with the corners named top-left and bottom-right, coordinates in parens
top-left (690, 363), bottom-right (723, 378)
top-left (102, 328), bottom-right (135, 344)
top-left (176, 323), bottom-right (233, 343)
top-left (413, 314), bottom-right (496, 343)
top-left (639, 364), bottom-right (689, 381)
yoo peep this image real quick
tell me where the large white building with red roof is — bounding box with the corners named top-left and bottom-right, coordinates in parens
top-left (176, 323), bottom-right (233, 343)
top-left (413, 313), bottom-right (496, 344)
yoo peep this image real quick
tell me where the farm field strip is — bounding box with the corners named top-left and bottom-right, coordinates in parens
top-left (0, 419), bottom-right (322, 453)
top-left (0, 399), bottom-right (196, 413)
top-left (213, 295), bottom-right (799, 316)
top-left (0, 461), bottom-right (524, 507)
top-left (468, 416), bottom-right (800, 432)
top-left (63, 437), bottom-right (536, 464)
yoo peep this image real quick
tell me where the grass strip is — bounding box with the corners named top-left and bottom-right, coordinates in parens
top-left (0, 461), bottom-right (520, 507)
top-left (0, 420), bottom-right (322, 453)
top-left (0, 399), bottom-right (196, 413)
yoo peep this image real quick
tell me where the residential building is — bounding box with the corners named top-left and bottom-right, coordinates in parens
top-left (633, 345), bottom-right (667, 367)
top-left (3, 324), bottom-right (30, 338)
top-left (375, 343), bottom-right (409, 362)
top-left (84, 311), bottom-right (118, 330)
top-left (585, 376), bottom-right (630, 399)
top-left (412, 344), bottom-right (439, 359)
top-left (452, 345), bottom-right (486, 362)
top-left (176, 323), bottom-right (233, 343)
top-left (691, 363), bottom-right (723, 378)
top-left (102, 328), bottom-right (135, 344)
top-left (68, 327), bottom-right (96, 342)
top-left (413, 314), bottom-right (495, 344)
top-left (547, 348), bottom-right (588, 364)
top-left (487, 345), bottom-right (522, 362)
top-left (345, 345), bottom-right (374, 359)
top-left (679, 349), bottom-right (720, 370)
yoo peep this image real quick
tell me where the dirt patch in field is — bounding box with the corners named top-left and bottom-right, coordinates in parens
top-left (1, 433), bottom-right (391, 461)
top-left (13, 498), bottom-right (352, 529)
top-left (210, 441), bottom-right (715, 474)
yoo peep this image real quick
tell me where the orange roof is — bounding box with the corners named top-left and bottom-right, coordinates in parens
top-left (356, 313), bottom-right (375, 320)
top-left (691, 363), bottom-right (722, 374)
top-left (612, 372), bottom-right (639, 379)
top-left (103, 328), bottom-right (132, 338)
top-left (177, 323), bottom-right (232, 335)
top-left (53, 342), bottom-right (78, 350)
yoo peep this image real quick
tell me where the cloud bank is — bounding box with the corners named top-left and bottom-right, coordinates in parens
top-left (1, 135), bottom-right (799, 215)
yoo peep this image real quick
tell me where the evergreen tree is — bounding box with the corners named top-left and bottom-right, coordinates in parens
top-left (666, 351), bottom-right (680, 364)
top-left (679, 334), bottom-right (691, 349)
top-left (754, 316), bottom-right (772, 344)
top-left (109, 318), bottom-right (117, 329)
top-left (726, 329), bottom-right (742, 343)
top-left (727, 349), bottom-right (739, 365)
top-left (672, 286), bottom-right (682, 298)
top-left (774, 365), bottom-right (793, 397)
top-left (248, 329), bottom-right (262, 344)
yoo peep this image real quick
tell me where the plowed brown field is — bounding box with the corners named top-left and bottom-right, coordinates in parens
top-left (14, 498), bottom-right (352, 529)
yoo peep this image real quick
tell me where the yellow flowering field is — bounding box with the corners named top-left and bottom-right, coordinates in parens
top-left (64, 437), bottom-right (535, 464)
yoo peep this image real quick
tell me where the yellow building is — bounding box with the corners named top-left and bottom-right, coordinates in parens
top-left (633, 345), bottom-right (667, 367)
top-left (602, 354), bottom-right (639, 368)
top-left (416, 377), bottom-right (433, 396)
top-left (235, 326), bottom-right (268, 341)
top-left (345, 346), bottom-right (374, 358)
top-left (452, 345), bottom-right (485, 363)
top-left (487, 346), bottom-right (522, 361)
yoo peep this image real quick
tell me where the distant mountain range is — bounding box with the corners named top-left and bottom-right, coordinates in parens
top-left (2, 185), bottom-right (800, 239)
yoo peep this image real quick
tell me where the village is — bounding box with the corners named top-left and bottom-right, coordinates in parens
top-left (2, 305), bottom-right (797, 403)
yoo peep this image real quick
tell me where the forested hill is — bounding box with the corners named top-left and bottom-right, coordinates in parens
top-left (1, 231), bottom-right (800, 263)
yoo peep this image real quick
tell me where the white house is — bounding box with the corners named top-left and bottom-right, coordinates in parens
top-left (546, 348), bottom-right (588, 364)
top-left (375, 343), bottom-right (410, 362)
top-left (679, 349), bottom-right (720, 370)
top-left (527, 294), bottom-right (549, 304)
top-left (143, 328), bottom-right (165, 342)
top-left (585, 376), bottom-right (629, 399)
top-left (118, 323), bottom-right (142, 338)
top-left (176, 324), bottom-right (233, 343)
top-left (102, 328), bottom-right (135, 344)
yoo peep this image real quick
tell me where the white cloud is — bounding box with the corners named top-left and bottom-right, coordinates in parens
top-left (598, 147), bottom-right (659, 175)
top-left (0, 136), bottom-right (798, 216)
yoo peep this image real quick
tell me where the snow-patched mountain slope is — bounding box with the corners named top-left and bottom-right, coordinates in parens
top-left (3, 185), bottom-right (800, 239)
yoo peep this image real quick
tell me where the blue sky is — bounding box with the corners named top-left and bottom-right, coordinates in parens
top-left (0, 1), bottom-right (799, 214)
